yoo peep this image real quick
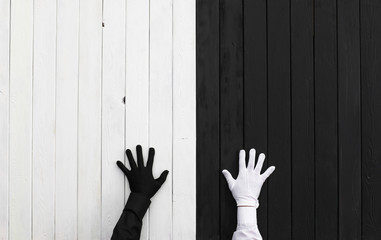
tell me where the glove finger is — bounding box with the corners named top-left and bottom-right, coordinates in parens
top-left (147, 147), bottom-right (155, 169)
top-left (116, 160), bottom-right (130, 176)
top-left (156, 170), bottom-right (169, 186)
top-left (239, 149), bottom-right (246, 171)
top-left (254, 153), bottom-right (266, 174)
top-left (261, 166), bottom-right (276, 180)
top-left (136, 145), bottom-right (144, 167)
top-left (248, 148), bottom-right (256, 170)
top-left (126, 149), bottom-right (137, 170)
top-left (222, 169), bottom-right (235, 189)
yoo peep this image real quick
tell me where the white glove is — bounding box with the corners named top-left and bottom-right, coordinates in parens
top-left (222, 149), bottom-right (275, 208)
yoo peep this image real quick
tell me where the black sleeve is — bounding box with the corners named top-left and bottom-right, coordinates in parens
top-left (111, 192), bottom-right (151, 240)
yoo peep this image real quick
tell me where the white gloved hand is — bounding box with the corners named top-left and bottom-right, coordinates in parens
top-left (222, 149), bottom-right (275, 208)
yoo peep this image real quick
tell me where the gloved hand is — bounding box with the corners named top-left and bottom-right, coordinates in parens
top-left (222, 148), bottom-right (275, 208)
top-left (117, 145), bottom-right (169, 199)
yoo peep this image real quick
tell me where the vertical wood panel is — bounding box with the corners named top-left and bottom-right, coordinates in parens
top-left (101, 0), bottom-right (126, 238)
top-left (267, 0), bottom-right (292, 238)
top-left (32, 0), bottom-right (56, 238)
top-left (361, 0), bottom-right (381, 238)
top-left (149, 0), bottom-right (173, 238)
top-left (219, 0), bottom-right (244, 238)
top-left (173, 0), bottom-right (196, 238)
top-left (242, 0), bottom-right (268, 238)
top-left (337, 0), bottom-right (361, 239)
top-left (77, 0), bottom-right (103, 238)
top-left (314, 0), bottom-right (338, 239)
top-left (0, 0), bottom-right (10, 238)
top-left (196, 0), bottom-right (220, 238)
top-left (55, 0), bottom-right (79, 238)
top-left (290, 0), bottom-right (315, 239)
top-left (9, 0), bottom-right (33, 238)
top-left (125, 0), bottom-right (150, 238)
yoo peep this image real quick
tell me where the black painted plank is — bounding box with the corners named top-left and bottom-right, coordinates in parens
top-left (290, 0), bottom-right (315, 239)
top-left (360, 0), bottom-right (381, 239)
top-left (219, 0), bottom-right (244, 239)
top-left (243, 0), bottom-right (268, 239)
top-left (314, 0), bottom-right (338, 239)
top-left (337, 0), bottom-right (362, 239)
top-left (267, 0), bottom-right (292, 239)
top-left (196, 0), bottom-right (220, 239)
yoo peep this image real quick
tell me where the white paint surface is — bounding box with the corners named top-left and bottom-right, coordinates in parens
top-left (55, 0), bottom-right (79, 238)
top-left (0, 0), bottom-right (195, 238)
top-left (0, 0), bottom-right (10, 239)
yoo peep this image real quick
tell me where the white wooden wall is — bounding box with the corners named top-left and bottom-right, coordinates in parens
top-left (0, 0), bottom-right (195, 239)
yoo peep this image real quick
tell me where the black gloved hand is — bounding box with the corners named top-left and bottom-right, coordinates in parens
top-left (117, 145), bottom-right (169, 199)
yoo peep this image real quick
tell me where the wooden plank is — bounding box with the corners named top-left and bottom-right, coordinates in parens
top-left (337, 0), bottom-right (361, 239)
top-left (125, 0), bottom-right (150, 238)
top-left (195, 0), bottom-right (220, 239)
top-left (172, 0), bottom-right (196, 238)
top-left (0, 0), bottom-right (10, 238)
top-left (101, 0), bottom-right (126, 238)
top-left (267, 0), bottom-right (292, 239)
top-left (77, 0), bottom-right (103, 238)
top-left (9, 0), bottom-right (33, 238)
top-left (314, 0), bottom-right (338, 238)
top-left (149, 0), bottom-right (173, 238)
top-left (219, 0), bottom-right (244, 238)
top-left (32, 0), bottom-right (56, 238)
top-left (361, 0), bottom-right (381, 238)
top-left (290, 0), bottom-right (315, 239)
top-left (55, 0), bottom-right (79, 238)
top-left (242, 0), bottom-right (268, 238)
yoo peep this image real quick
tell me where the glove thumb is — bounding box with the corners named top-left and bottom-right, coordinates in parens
top-left (156, 170), bottom-right (169, 186)
top-left (261, 166), bottom-right (276, 180)
top-left (222, 169), bottom-right (235, 189)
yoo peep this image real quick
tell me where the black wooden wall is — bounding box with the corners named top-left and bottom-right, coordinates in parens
top-left (196, 0), bottom-right (381, 239)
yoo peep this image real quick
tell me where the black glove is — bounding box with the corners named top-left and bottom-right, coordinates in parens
top-left (116, 145), bottom-right (169, 199)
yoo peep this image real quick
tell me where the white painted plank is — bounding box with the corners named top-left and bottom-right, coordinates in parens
top-left (125, 0), bottom-right (150, 238)
top-left (0, 0), bottom-right (10, 239)
top-left (77, 0), bottom-right (103, 238)
top-left (172, 0), bottom-right (196, 238)
top-left (32, 0), bottom-right (56, 238)
top-left (149, 0), bottom-right (173, 238)
top-left (9, 0), bottom-right (33, 238)
top-left (101, 0), bottom-right (126, 238)
top-left (55, 0), bottom-right (79, 238)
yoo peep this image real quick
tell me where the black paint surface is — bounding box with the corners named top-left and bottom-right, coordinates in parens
top-left (197, 0), bottom-right (381, 239)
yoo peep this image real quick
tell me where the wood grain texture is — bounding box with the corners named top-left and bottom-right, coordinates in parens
top-left (77, 0), bottom-right (103, 238)
top-left (9, 0), bottom-right (33, 238)
top-left (173, 0), bottom-right (196, 238)
top-left (243, 0), bottom-right (268, 238)
top-left (314, 0), bottom-right (338, 239)
top-left (196, 0), bottom-right (381, 239)
top-left (3, 0), bottom-right (197, 239)
top-left (337, 0), bottom-right (361, 239)
top-left (32, 0), bottom-right (56, 238)
top-left (290, 0), bottom-right (315, 239)
top-left (55, 0), bottom-right (79, 238)
top-left (101, 0), bottom-right (126, 238)
top-left (125, 0), bottom-right (150, 238)
top-left (361, 0), bottom-right (381, 239)
top-left (149, 0), bottom-right (173, 238)
top-left (267, 0), bottom-right (292, 239)
top-left (196, 0), bottom-right (220, 239)
top-left (219, 0), bottom-right (244, 238)
top-left (0, 0), bottom-right (10, 238)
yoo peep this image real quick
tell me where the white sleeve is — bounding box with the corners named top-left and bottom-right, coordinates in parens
top-left (232, 207), bottom-right (262, 240)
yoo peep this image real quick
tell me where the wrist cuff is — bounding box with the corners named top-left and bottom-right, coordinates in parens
top-left (124, 192), bottom-right (151, 220)
top-left (237, 206), bottom-right (257, 227)
top-left (237, 198), bottom-right (259, 208)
